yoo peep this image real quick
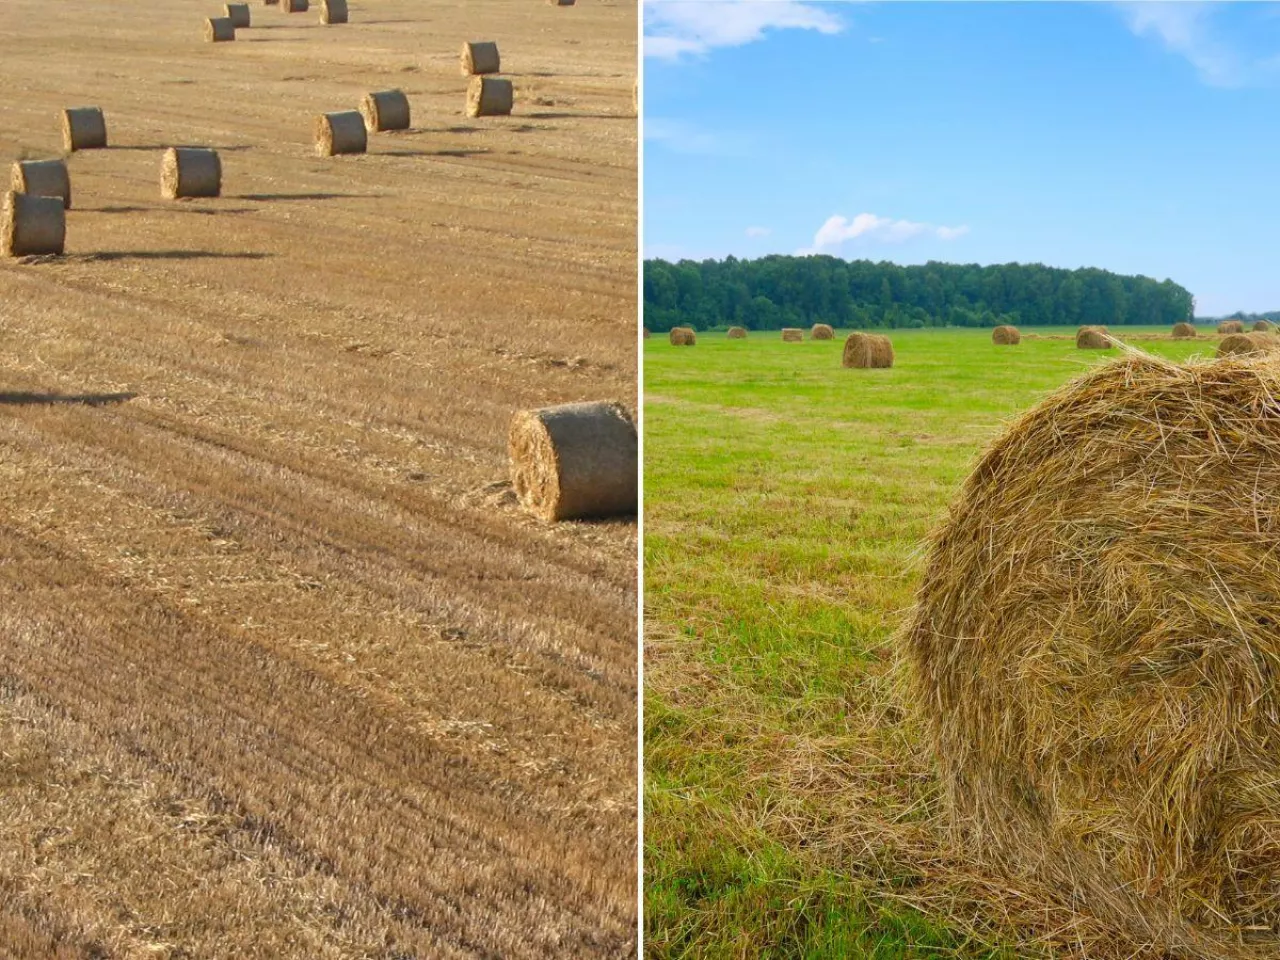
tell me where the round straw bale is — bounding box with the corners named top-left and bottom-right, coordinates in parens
top-left (281, 0), bottom-right (307, 11)
top-left (811, 323), bottom-right (835, 340)
top-left (992, 325), bottom-right (1020, 345)
top-left (1216, 332), bottom-right (1280, 358)
top-left (61, 107), bottom-right (107, 153)
top-left (204, 17), bottom-right (235, 42)
top-left (549, 0), bottom-right (576, 5)
top-left (905, 352), bottom-right (1280, 956)
top-left (726, 326), bottom-right (747, 339)
top-left (509, 402), bottom-right (636, 522)
top-left (467, 77), bottom-right (513, 118)
top-left (1217, 320), bottom-right (1245, 334)
top-left (360, 90), bottom-right (410, 132)
top-left (1253, 320), bottom-right (1275, 333)
top-left (2, 191), bottom-right (65, 258)
top-left (842, 332), bottom-right (894, 368)
top-left (461, 41), bottom-right (500, 76)
top-left (1076, 327), bottom-right (1111, 349)
top-left (781, 328), bottom-right (803, 342)
top-left (225, 3), bottom-right (251, 27)
top-left (319, 0), bottom-right (347, 23)
top-left (669, 327), bottom-right (695, 346)
top-left (1172, 321), bottom-right (1197, 338)
top-left (11, 160), bottom-right (71, 210)
top-left (315, 111), bottom-right (367, 156)
top-left (161, 148), bottom-right (221, 199)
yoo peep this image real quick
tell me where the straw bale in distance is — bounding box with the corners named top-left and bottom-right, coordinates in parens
top-left (2, 191), bottom-right (65, 257)
top-left (642, 327), bottom-right (650, 339)
top-left (726, 327), bottom-right (747, 339)
top-left (11, 159), bottom-right (71, 210)
top-left (281, 0), bottom-right (307, 11)
top-left (1172, 321), bottom-right (1197, 338)
top-left (1216, 332), bottom-right (1280, 357)
top-left (904, 352), bottom-right (1280, 956)
top-left (669, 327), bottom-right (695, 346)
top-left (205, 18), bottom-right (235, 42)
top-left (842, 332), bottom-right (893, 368)
top-left (1254, 319), bottom-right (1275, 333)
top-left (461, 41), bottom-right (500, 76)
top-left (315, 111), bottom-right (367, 156)
top-left (1217, 319), bottom-right (1244, 334)
top-left (226, 3), bottom-right (251, 27)
top-left (811, 323), bottom-right (835, 340)
top-left (509, 402), bottom-right (636, 522)
top-left (360, 90), bottom-right (410, 132)
top-left (320, 0), bottom-right (347, 24)
top-left (161, 148), bottom-right (221, 199)
top-left (467, 77), bottom-right (513, 118)
top-left (992, 325), bottom-right (1020, 345)
top-left (1076, 327), bottom-right (1111, 349)
top-left (549, 0), bottom-right (576, 5)
top-left (61, 107), bottom-right (106, 153)
top-left (781, 328), bottom-right (803, 342)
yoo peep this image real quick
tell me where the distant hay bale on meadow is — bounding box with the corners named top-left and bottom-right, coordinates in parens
top-left (1172, 321), bottom-right (1197, 338)
top-left (226, 3), bottom-right (251, 27)
top-left (842, 332), bottom-right (893, 368)
top-left (11, 160), bottom-right (71, 210)
top-left (1216, 332), bottom-right (1280, 358)
top-left (1254, 320), bottom-right (1275, 333)
top-left (281, 0), bottom-right (307, 12)
top-left (204, 18), bottom-right (235, 42)
top-left (726, 327), bottom-right (747, 339)
top-left (1217, 320), bottom-right (1245, 334)
top-left (161, 148), bottom-right (221, 199)
top-left (549, 0), bottom-right (576, 5)
top-left (509, 401), bottom-right (637, 522)
top-left (461, 41), bottom-right (500, 76)
top-left (781, 328), bottom-right (803, 342)
top-left (1076, 327), bottom-right (1111, 349)
top-left (905, 352), bottom-right (1280, 957)
top-left (315, 111), bottom-right (367, 156)
top-left (467, 77), bottom-right (513, 117)
top-left (360, 90), bottom-right (410, 132)
top-left (669, 327), bottom-right (695, 346)
top-left (642, 327), bottom-right (650, 339)
top-left (811, 323), bottom-right (835, 340)
top-left (992, 325), bottom-right (1020, 345)
top-left (61, 107), bottom-right (106, 153)
top-left (320, 0), bottom-right (347, 23)
top-left (2, 191), bottom-right (65, 257)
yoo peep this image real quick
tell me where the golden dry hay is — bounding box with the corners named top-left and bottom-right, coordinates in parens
top-left (467, 77), bottom-right (513, 117)
top-left (360, 90), bottom-right (410, 132)
top-left (726, 327), bottom-right (747, 339)
top-left (2, 191), bottom-right (65, 257)
top-left (461, 41), bottom-right (501, 76)
top-left (319, 0), bottom-right (347, 24)
top-left (61, 107), bottom-right (106, 152)
top-left (204, 17), bottom-right (235, 42)
top-left (781, 328), bottom-right (803, 342)
top-left (11, 159), bottom-right (71, 210)
top-left (991, 325), bottom-right (1020, 345)
top-left (668, 327), bottom-right (695, 346)
top-left (1172, 321), bottom-right (1198, 338)
top-left (1076, 327), bottom-right (1111, 349)
top-left (905, 351), bottom-right (1280, 957)
top-left (225, 3), bottom-right (251, 27)
top-left (315, 111), bottom-right (367, 156)
top-left (1253, 320), bottom-right (1275, 333)
top-left (1218, 320), bottom-right (1245, 334)
top-left (811, 323), bottom-right (835, 340)
top-left (161, 148), bottom-right (221, 199)
top-left (1216, 332), bottom-right (1280, 358)
top-left (842, 332), bottom-right (893, 368)
top-left (509, 402), bottom-right (636, 522)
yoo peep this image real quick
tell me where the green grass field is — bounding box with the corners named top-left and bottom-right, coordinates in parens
top-left (643, 327), bottom-right (1216, 959)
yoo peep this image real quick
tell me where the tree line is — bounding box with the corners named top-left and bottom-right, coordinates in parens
top-left (644, 255), bottom-right (1195, 331)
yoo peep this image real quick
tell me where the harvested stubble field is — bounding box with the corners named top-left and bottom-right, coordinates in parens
top-left (643, 327), bottom-right (1216, 958)
top-left (0, 0), bottom-right (637, 956)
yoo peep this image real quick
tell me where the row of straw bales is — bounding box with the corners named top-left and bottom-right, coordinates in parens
top-left (205, 0), bottom-right (346, 40)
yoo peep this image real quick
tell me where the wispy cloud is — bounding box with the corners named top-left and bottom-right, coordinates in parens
top-left (644, 117), bottom-right (749, 156)
top-left (799, 213), bottom-right (969, 254)
top-left (645, 1), bottom-right (844, 61)
top-left (1118, 2), bottom-right (1244, 87)
top-left (745, 226), bottom-right (771, 238)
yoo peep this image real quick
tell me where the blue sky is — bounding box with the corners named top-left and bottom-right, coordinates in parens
top-left (644, 1), bottom-right (1280, 316)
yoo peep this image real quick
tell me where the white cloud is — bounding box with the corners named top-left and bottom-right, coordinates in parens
top-left (645, 1), bottom-right (844, 61)
top-left (799, 213), bottom-right (968, 254)
top-left (1118, 2), bottom-right (1248, 87)
top-left (745, 226), bottom-right (771, 238)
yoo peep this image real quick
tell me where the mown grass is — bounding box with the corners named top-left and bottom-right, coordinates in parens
top-left (643, 327), bottom-right (1214, 958)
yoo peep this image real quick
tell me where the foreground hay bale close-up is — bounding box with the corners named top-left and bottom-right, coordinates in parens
top-left (204, 17), bottom-right (235, 42)
top-left (905, 352), bottom-right (1280, 958)
top-left (161, 147), bottom-right (221, 199)
top-left (61, 107), bottom-right (106, 152)
top-left (781, 328), bottom-right (803, 342)
top-left (842, 332), bottom-right (893, 368)
top-left (1076, 326), bottom-right (1111, 349)
top-left (991, 325), bottom-right (1020, 345)
top-left (11, 159), bottom-right (71, 210)
top-left (461, 41), bottom-right (501, 76)
top-left (1218, 320), bottom-right (1245, 334)
top-left (1172, 321), bottom-right (1198, 338)
top-left (669, 327), bottom-right (695, 346)
top-left (467, 77), bottom-right (513, 117)
top-left (811, 323), bottom-right (834, 340)
top-left (360, 90), bottom-right (410, 132)
top-left (509, 402), bottom-right (637, 522)
top-left (2, 191), bottom-right (65, 257)
top-left (315, 111), bottom-right (367, 156)
top-left (319, 0), bottom-right (347, 24)
top-left (225, 3), bottom-right (250, 27)
top-left (1254, 320), bottom-right (1275, 333)
top-left (726, 326), bottom-right (747, 339)
top-left (1216, 332), bottom-right (1280, 358)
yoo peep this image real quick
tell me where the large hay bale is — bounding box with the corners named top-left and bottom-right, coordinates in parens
top-left (360, 90), bottom-right (410, 132)
top-left (1216, 332), bottom-right (1280, 358)
top-left (467, 77), bottom-right (513, 118)
top-left (669, 327), bottom-right (695, 346)
top-left (1076, 327), bottom-right (1111, 349)
top-left (61, 107), bottom-right (107, 153)
top-left (315, 111), bottom-right (367, 156)
top-left (1218, 320), bottom-right (1245, 334)
top-left (204, 17), bottom-right (235, 42)
top-left (161, 148), bottom-right (221, 199)
top-left (905, 352), bottom-right (1280, 956)
top-left (461, 41), bottom-right (500, 76)
top-left (726, 327), bottom-right (747, 339)
top-left (842, 332), bottom-right (893, 368)
top-left (319, 0), bottom-right (347, 23)
top-left (992, 325), bottom-right (1020, 345)
top-left (1253, 320), bottom-right (1275, 333)
top-left (781, 328), bottom-right (803, 342)
top-left (509, 402), bottom-right (636, 522)
top-left (811, 323), bottom-right (835, 340)
top-left (1172, 321), bottom-right (1197, 338)
top-left (281, 0), bottom-right (307, 11)
top-left (2, 191), bottom-right (65, 257)
top-left (11, 160), bottom-right (71, 210)
top-left (226, 3), bottom-right (251, 27)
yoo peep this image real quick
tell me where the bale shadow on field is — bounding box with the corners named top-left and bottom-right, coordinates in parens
top-left (108, 144), bottom-right (252, 153)
top-left (524, 112), bottom-right (625, 121)
top-left (0, 392), bottom-right (136, 407)
top-left (77, 251), bottom-right (273, 262)
top-left (380, 148), bottom-right (490, 158)
top-left (238, 192), bottom-right (384, 202)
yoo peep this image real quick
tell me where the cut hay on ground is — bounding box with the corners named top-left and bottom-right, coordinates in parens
top-left (360, 90), bottom-right (410, 132)
top-left (11, 159), bottom-right (71, 210)
top-left (1254, 320), bottom-right (1275, 333)
top-left (226, 3), bottom-right (250, 27)
top-left (2, 191), bottom-right (65, 257)
top-left (315, 111), bottom-right (367, 156)
top-left (1216, 332), bottom-right (1280, 357)
top-left (992, 325), bottom-right (1020, 345)
top-left (905, 351), bottom-right (1280, 958)
top-left (1172, 322), bottom-right (1197, 338)
top-left (1218, 320), bottom-right (1245, 334)
top-left (726, 327), bottom-right (747, 339)
top-left (204, 17), bottom-right (235, 41)
top-left (509, 402), bottom-right (637, 522)
top-left (461, 41), bottom-right (500, 76)
top-left (1076, 327), bottom-right (1111, 349)
top-left (811, 323), bottom-right (834, 340)
top-left (669, 327), bottom-right (695, 346)
top-left (781, 328), bottom-right (803, 342)
top-left (161, 148), bottom-right (221, 199)
top-left (467, 77), bottom-right (513, 117)
top-left (842, 332), bottom-right (893, 368)
top-left (319, 0), bottom-right (347, 24)
top-left (61, 107), bottom-right (106, 152)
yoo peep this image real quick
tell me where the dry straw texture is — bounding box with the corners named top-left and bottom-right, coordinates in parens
top-left (1254, 320), bottom-right (1275, 333)
top-left (811, 323), bottom-right (835, 340)
top-left (204, 16), bottom-right (235, 41)
top-left (225, 3), bottom-right (250, 27)
top-left (1076, 327), bottom-right (1111, 349)
top-left (1216, 332), bottom-right (1280, 358)
top-left (669, 327), bottom-right (695, 346)
top-left (1219, 320), bottom-right (1245, 334)
top-left (726, 327), bottom-right (747, 339)
top-left (360, 90), bottom-right (410, 132)
top-left (315, 111), bottom-right (367, 156)
top-left (467, 77), bottom-right (513, 117)
top-left (320, 0), bottom-right (347, 24)
top-left (842, 332), bottom-right (893, 368)
top-left (161, 148), bottom-right (221, 199)
top-left (992, 325), bottom-right (1021, 345)
top-left (2, 191), bottom-right (65, 257)
top-left (11, 159), bottom-right (71, 210)
top-left (781, 328), bottom-right (803, 342)
top-left (509, 402), bottom-right (636, 522)
top-left (1172, 321), bottom-right (1198, 338)
top-left (905, 351), bottom-right (1280, 958)
top-left (61, 107), bottom-right (106, 152)
top-left (461, 41), bottom-right (501, 76)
